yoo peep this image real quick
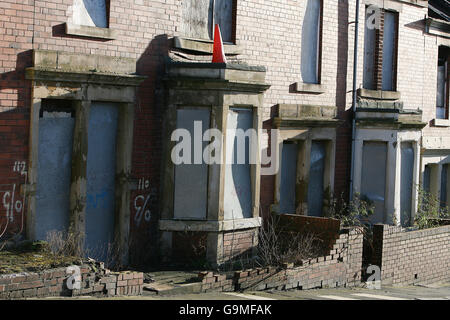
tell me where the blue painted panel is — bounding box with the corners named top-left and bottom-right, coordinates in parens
top-left (36, 113), bottom-right (74, 240)
top-left (400, 143), bottom-right (414, 226)
top-left (307, 141), bottom-right (325, 217)
top-left (173, 108), bottom-right (210, 219)
top-left (86, 102), bottom-right (119, 261)
top-left (361, 142), bottom-right (387, 224)
top-left (224, 108), bottom-right (253, 220)
top-left (279, 143), bottom-right (298, 214)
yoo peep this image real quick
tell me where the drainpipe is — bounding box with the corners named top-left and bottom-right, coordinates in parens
top-left (349, 0), bottom-right (360, 201)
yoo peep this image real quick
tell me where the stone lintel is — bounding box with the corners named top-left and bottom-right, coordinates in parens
top-left (26, 68), bottom-right (146, 87)
top-left (33, 49), bottom-right (137, 75)
top-left (159, 217), bottom-right (262, 232)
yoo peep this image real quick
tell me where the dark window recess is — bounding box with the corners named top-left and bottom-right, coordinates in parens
top-left (436, 46), bottom-right (450, 119)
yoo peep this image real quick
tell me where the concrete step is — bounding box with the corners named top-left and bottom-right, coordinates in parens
top-left (142, 271), bottom-right (202, 296)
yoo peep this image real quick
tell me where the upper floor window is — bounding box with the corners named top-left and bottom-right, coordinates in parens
top-left (363, 7), bottom-right (398, 91)
top-left (436, 46), bottom-right (450, 119)
top-left (72, 0), bottom-right (109, 28)
top-left (301, 0), bottom-right (322, 84)
top-left (181, 0), bottom-right (235, 43)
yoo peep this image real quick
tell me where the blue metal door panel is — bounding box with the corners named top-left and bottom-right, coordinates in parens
top-left (307, 141), bottom-right (325, 217)
top-left (86, 102), bottom-right (119, 261)
top-left (36, 113), bottom-right (74, 240)
top-left (279, 142), bottom-right (298, 214)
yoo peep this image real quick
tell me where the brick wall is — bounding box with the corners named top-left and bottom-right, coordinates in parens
top-left (0, 264), bottom-right (143, 299)
top-left (372, 224), bottom-right (450, 286)
top-left (198, 228), bottom-right (363, 292)
top-left (222, 229), bottom-right (256, 262)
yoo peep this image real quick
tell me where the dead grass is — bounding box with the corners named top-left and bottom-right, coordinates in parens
top-left (0, 243), bottom-right (82, 274)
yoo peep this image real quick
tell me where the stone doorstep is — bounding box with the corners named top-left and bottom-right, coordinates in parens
top-left (143, 282), bottom-right (202, 296)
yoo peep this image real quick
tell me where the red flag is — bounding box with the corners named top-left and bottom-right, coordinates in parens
top-left (212, 24), bottom-right (227, 63)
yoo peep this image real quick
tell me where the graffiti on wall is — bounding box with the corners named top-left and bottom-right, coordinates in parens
top-left (133, 177), bottom-right (156, 227)
top-left (0, 161), bottom-right (27, 239)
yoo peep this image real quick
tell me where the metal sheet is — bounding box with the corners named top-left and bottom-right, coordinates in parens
top-left (400, 142), bottom-right (414, 226)
top-left (423, 165), bottom-right (431, 193)
top-left (440, 164), bottom-right (448, 207)
top-left (214, 0), bottom-right (233, 43)
top-left (173, 108), bottom-right (210, 219)
top-left (363, 7), bottom-right (376, 90)
top-left (382, 11), bottom-right (396, 91)
top-left (361, 141), bottom-right (387, 224)
top-left (35, 111), bottom-right (74, 240)
top-left (307, 141), bottom-right (326, 217)
top-left (86, 102), bottom-right (119, 261)
top-left (72, 0), bottom-right (107, 28)
top-left (301, 0), bottom-right (321, 84)
top-left (279, 142), bottom-right (298, 214)
top-left (224, 108), bottom-right (253, 220)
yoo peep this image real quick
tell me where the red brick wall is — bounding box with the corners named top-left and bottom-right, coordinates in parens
top-left (372, 224), bottom-right (450, 286)
top-left (222, 229), bottom-right (256, 262)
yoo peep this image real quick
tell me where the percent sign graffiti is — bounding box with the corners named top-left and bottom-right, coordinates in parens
top-left (134, 194), bottom-right (152, 226)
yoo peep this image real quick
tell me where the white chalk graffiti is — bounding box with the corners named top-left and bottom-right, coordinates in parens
top-left (0, 161), bottom-right (27, 238)
top-left (133, 178), bottom-right (155, 227)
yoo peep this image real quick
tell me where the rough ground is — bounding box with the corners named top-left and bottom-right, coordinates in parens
top-left (0, 242), bottom-right (82, 274)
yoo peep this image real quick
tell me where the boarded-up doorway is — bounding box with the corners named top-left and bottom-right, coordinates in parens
top-left (35, 100), bottom-right (75, 240)
top-left (173, 108), bottom-right (210, 219)
top-left (400, 142), bottom-right (414, 226)
top-left (85, 102), bottom-right (119, 261)
top-left (308, 141), bottom-right (326, 217)
top-left (279, 142), bottom-right (298, 214)
top-left (361, 141), bottom-right (387, 223)
top-left (224, 108), bottom-right (253, 220)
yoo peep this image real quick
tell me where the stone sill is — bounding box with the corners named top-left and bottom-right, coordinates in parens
top-left (173, 36), bottom-right (242, 55)
top-left (292, 82), bottom-right (326, 94)
top-left (65, 23), bottom-right (118, 40)
top-left (159, 217), bottom-right (261, 232)
top-left (433, 118), bottom-right (450, 127)
top-left (357, 88), bottom-right (401, 100)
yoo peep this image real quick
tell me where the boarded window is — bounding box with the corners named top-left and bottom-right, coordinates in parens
top-left (307, 141), bottom-right (326, 217)
top-left (436, 46), bottom-right (449, 119)
top-left (173, 109), bottom-right (210, 220)
top-left (363, 6), bottom-right (377, 90)
top-left (363, 8), bottom-right (398, 91)
top-left (382, 11), bottom-right (397, 91)
top-left (400, 142), bottom-right (414, 226)
top-left (72, 0), bottom-right (108, 28)
top-left (224, 108), bottom-right (253, 220)
top-left (181, 0), bottom-right (234, 43)
top-left (279, 142), bottom-right (298, 214)
top-left (35, 100), bottom-right (75, 240)
top-left (361, 141), bottom-right (387, 224)
top-left (301, 0), bottom-right (322, 84)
